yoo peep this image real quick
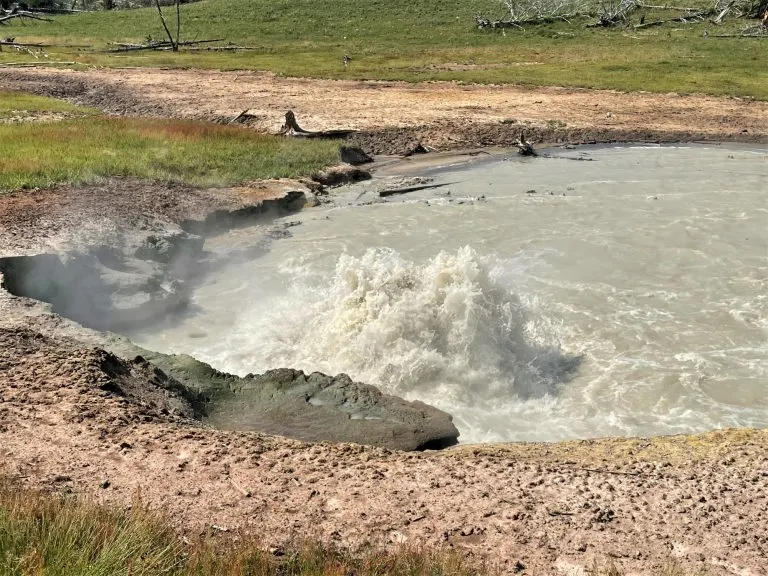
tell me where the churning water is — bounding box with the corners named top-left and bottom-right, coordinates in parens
top-left (133, 145), bottom-right (768, 443)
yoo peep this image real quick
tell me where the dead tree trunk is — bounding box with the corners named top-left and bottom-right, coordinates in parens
top-left (153, 0), bottom-right (177, 52)
top-left (516, 132), bottom-right (537, 156)
top-left (175, 0), bottom-right (180, 46)
top-left (276, 110), bottom-right (357, 138)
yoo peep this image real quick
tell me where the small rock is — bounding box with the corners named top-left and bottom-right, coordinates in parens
top-left (513, 560), bottom-right (526, 573)
top-left (304, 193), bottom-right (320, 208)
top-left (100, 479), bottom-right (111, 489)
top-left (340, 145), bottom-right (374, 166)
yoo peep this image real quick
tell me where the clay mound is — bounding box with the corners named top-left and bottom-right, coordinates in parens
top-left (136, 353), bottom-right (460, 452)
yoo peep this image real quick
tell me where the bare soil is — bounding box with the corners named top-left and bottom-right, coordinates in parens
top-left (1, 68), bottom-right (766, 154)
top-left (0, 177), bottom-right (310, 257)
top-left (1, 67), bottom-right (767, 575)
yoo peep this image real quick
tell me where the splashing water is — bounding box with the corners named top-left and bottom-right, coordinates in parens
top-left (237, 247), bottom-right (579, 408)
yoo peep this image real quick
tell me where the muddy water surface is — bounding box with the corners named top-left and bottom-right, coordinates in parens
top-left (133, 145), bottom-right (768, 443)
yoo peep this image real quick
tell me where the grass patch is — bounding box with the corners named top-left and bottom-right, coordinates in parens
top-left (0, 110), bottom-right (339, 191)
top-left (0, 479), bottom-right (482, 576)
top-left (0, 0), bottom-right (765, 99)
top-left (0, 90), bottom-right (97, 120)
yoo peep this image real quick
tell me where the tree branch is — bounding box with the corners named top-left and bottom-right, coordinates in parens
top-left (152, 0), bottom-right (177, 51)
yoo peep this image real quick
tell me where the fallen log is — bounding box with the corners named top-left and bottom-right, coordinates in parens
top-left (105, 38), bottom-right (224, 52)
top-left (0, 61), bottom-right (77, 67)
top-left (177, 45), bottom-right (258, 51)
top-left (633, 9), bottom-right (712, 28)
top-left (0, 40), bottom-right (91, 48)
top-left (379, 182), bottom-right (451, 198)
top-left (277, 110), bottom-right (357, 139)
top-left (711, 23), bottom-right (768, 35)
top-left (0, 11), bottom-right (53, 24)
top-left (713, 0), bottom-right (735, 24)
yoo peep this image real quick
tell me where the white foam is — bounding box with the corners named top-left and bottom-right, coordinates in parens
top-left (214, 247), bottom-right (581, 441)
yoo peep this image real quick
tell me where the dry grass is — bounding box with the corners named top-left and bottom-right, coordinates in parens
top-left (0, 477), bottom-right (721, 576)
top-left (0, 479), bottom-right (484, 576)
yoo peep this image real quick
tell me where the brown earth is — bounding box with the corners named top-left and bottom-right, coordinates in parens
top-left (1, 68), bottom-right (768, 575)
top-left (0, 67), bottom-right (766, 154)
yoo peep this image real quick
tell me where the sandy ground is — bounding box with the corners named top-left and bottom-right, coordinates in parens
top-left (1, 68), bottom-right (766, 153)
top-left (1, 323), bottom-right (767, 576)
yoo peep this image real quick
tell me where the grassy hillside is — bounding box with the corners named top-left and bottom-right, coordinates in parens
top-left (0, 0), bottom-right (765, 98)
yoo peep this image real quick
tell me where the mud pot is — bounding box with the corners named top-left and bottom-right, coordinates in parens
top-left (122, 143), bottom-right (767, 445)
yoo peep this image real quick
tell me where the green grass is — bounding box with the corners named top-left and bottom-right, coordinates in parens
top-left (0, 91), bottom-right (97, 119)
top-left (0, 0), bottom-right (765, 99)
top-left (0, 92), bottom-right (339, 191)
top-left (0, 90), bottom-right (94, 118)
top-left (0, 479), bottom-right (483, 576)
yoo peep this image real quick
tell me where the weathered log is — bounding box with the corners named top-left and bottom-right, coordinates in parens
top-left (0, 40), bottom-right (90, 47)
top-left (379, 182), bottom-right (451, 198)
top-left (278, 110), bottom-right (356, 139)
top-left (714, 0), bottom-right (735, 23)
top-left (0, 11), bottom-right (53, 23)
top-left (633, 9), bottom-right (711, 28)
top-left (516, 133), bottom-right (537, 156)
top-left (105, 38), bottom-right (224, 52)
top-left (0, 61), bottom-right (76, 67)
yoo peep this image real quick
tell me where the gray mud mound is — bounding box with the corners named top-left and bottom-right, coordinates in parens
top-left (135, 353), bottom-right (460, 451)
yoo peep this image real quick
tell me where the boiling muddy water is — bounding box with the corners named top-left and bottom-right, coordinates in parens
top-left (133, 145), bottom-right (768, 443)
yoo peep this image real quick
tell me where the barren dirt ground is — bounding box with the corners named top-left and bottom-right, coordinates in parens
top-left (1, 68), bottom-right (766, 152)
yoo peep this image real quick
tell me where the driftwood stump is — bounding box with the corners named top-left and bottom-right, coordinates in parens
top-left (278, 111), bottom-right (357, 139)
top-left (516, 133), bottom-right (537, 156)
